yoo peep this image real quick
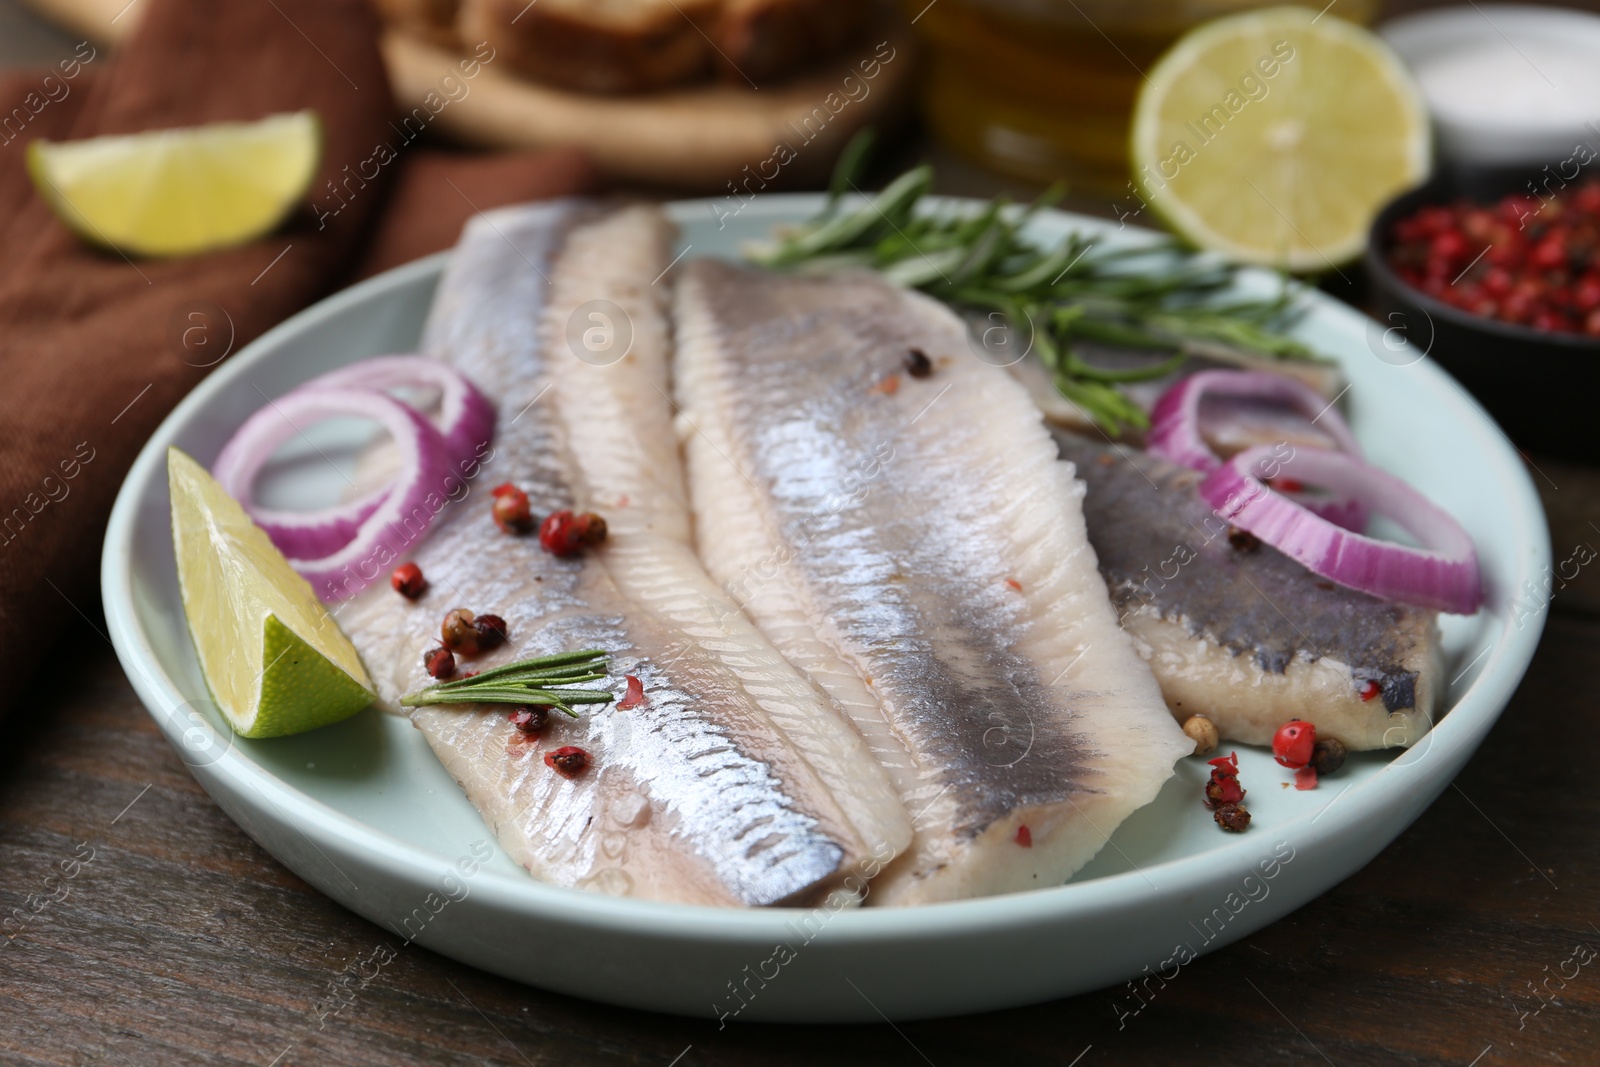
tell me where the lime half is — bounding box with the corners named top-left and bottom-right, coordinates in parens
top-left (168, 448), bottom-right (371, 739)
top-left (29, 110), bottom-right (321, 258)
top-left (1130, 8), bottom-right (1429, 272)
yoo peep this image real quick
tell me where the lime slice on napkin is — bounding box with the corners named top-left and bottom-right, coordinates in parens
top-left (168, 447), bottom-right (371, 739)
top-left (1130, 8), bottom-right (1429, 271)
top-left (28, 110), bottom-right (321, 258)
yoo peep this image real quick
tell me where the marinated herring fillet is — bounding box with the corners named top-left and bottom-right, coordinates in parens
top-left (539, 206), bottom-right (911, 872)
top-left (338, 203), bottom-right (907, 906)
top-left (674, 261), bottom-right (1193, 905)
top-left (1057, 433), bottom-right (1440, 749)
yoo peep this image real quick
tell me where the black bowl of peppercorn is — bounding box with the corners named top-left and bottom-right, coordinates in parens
top-left (1365, 165), bottom-right (1600, 461)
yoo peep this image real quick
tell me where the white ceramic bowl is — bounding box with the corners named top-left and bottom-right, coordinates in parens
top-left (1382, 5), bottom-right (1600, 167)
top-left (102, 196), bottom-right (1548, 1022)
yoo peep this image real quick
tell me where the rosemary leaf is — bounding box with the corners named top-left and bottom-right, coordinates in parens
top-left (750, 154), bottom-right (1332, 433)
top-left (399, 648), bottom-right (615, 717)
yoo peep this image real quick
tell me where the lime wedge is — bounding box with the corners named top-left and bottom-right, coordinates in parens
top-left (1130, 8), bottom-right (1429, 272)
top-left (29, 110), bottom-right (321, 258)
top-left (168, 447), bottom-right (372, 739)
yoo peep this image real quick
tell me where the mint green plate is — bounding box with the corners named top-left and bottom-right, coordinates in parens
top-left (102, 196), bottom-right (1547, 1021)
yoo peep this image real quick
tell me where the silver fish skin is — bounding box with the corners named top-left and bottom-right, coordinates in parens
top-left (674, 260), bottom-right (1193, 906)
top-left (540, 207), bottom-right (912, 875)
top-left (1056, 433), bottom-right (1441, 749)
top-left (337, 203), bottom-right (889, 906)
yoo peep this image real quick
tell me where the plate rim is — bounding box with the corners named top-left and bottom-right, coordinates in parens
top-left (101, 193), bottom-right (1551, 945)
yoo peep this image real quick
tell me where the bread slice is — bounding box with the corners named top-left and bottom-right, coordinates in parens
top-left (711, 0), bottom-right (867, 84)
top-left (453, 0), bottom-right (866, 93)
top-left (373, 0), bottom-right (461, 50)
top-left (458, 0), bottom-right (720, 94)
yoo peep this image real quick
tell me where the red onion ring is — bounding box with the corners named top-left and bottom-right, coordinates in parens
top-left (1201, 444), bottom-right (1483, 614)
top-left (220, 388), bottom-right (452, 601)
top-left (213, 356), bottom-right (494, 560)
top-left (1148, 370), bottom-right (1368, 530)
top-left (293, 355), bottom-right (496, 462)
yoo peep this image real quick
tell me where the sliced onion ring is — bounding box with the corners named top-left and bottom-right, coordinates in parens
top-left (1148, 369), bottom-right (1368, 530)
top-left (215, 388), bottom-right (451, 601)
top-left (213, 405), bottom-right (385, 561)
top-left (1200, 445), bottom-right (1483, 615)
top-left (292, 355), bottom-right (496, 462)
top-left (213, 356), bottom-right (494, 559)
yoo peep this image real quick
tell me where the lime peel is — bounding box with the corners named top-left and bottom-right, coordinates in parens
top-left (168, 447), bottom-right (372, 740)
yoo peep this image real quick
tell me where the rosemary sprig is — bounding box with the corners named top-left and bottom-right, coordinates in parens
top-left (399, 649), bottom-right (613, 718)
top-left (747, 147), bottom-right (1330, 434)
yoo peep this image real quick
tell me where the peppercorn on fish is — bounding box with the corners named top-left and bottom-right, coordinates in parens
top-left (673, 261), bottom-right (1194, 905)
top-left (338, 203), bottom-right (910, 906)
top-left (1057, 433), bottom-right (1440, 750)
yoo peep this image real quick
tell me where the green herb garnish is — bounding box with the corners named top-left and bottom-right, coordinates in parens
top-left (747, 134), bottom-right (1328, 434)
top-left (399, 649), bottom-right (613, 718)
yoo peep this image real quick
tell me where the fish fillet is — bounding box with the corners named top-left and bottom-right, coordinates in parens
top-left (337, 203), bottom-right (907, 906)
top-left (1056, 433), bottom-right (1440, 749)
top-left (674, 261), bottom-right (1193, 905)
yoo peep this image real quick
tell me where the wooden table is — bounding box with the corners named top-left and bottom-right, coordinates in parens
top-left (5, 2), bottom-right (1600, 1063)
top-left (6, 480), bottom-right (1599, 1067)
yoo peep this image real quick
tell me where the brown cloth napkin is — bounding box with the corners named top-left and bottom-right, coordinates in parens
top-left (0, 0), bottom-right (595, 718)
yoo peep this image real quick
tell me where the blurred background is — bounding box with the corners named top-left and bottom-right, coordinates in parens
top-left (4, 3), bottom-right (1600, 1065)
top-left (7, 0), bottom-right (1594, 203)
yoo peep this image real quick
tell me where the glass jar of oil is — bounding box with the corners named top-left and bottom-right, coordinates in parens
top-left (910, 0), bottom-right (1378, 193)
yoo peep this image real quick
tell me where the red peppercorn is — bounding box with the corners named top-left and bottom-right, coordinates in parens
top-left (1207, 751), bottom-right (1240, 775)
top-left (904, 348), bottom-right (933, 378)
top-left (1359, 680), bottom-right (1381, 702)
top-left (491, 484), bottom-right (535, 534)
top-left (1575, 274), bottom-right (1600, 311)
top-left (1387, 178), bottom-right (1600, 336)
top-left (1530, 236), bottom-right (1567, 271)
top-left (1227, 525), bottom-right (1261, 552)
top-left (1014, 825), bottom-right (1032, 847)
top-left (441, 608), bottom-right (482, 656)
top-left (1272, 719), bottom-right (1316, 769)
top-left (474, 613), bottom-right (509, 651)
top-left (1430, 229), bottom-right (1468, 262)
top-left (1311, 737), bottom-right (1347, 775)
top-left (1203, 751), bottom-right (1251, 829)
top-left (617, 674), bottom-right (646, 710)
top-left (573, 512), bottom-right (607, 547)
top-left (539, 510), bottom-right (575, 554)
top-left (539, 510), bottom-right (608, 557)
top-left (544, 746), bottom-right (589, 778)
top-left (423, 646), bottom-right (455, 679)
top-left (1213, 802), bottom-right (1251, 833)
top-left (1206, 774), bottom-right (1245, 806)
top-left (391, 562), bottom-right (427, 599)
top-left (509, 706), bottom-right (549, 734)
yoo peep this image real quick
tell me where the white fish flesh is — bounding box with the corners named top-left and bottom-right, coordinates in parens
top-left (1056, 433), bottom-right (1440, 749)
top-left (673, 261), bottom-right (1193, 905)
top-left (338, 203), bottom-right (909, 906)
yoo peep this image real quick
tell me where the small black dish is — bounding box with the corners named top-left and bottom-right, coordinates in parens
top-left (1364, 165), bottom-right (1600, 461)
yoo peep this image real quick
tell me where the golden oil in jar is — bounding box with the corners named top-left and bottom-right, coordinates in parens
top-left (910, 0), bottom-right (1377, 193)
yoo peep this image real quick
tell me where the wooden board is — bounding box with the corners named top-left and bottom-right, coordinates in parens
top-left (18, 0), bottom-right (915, 189)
